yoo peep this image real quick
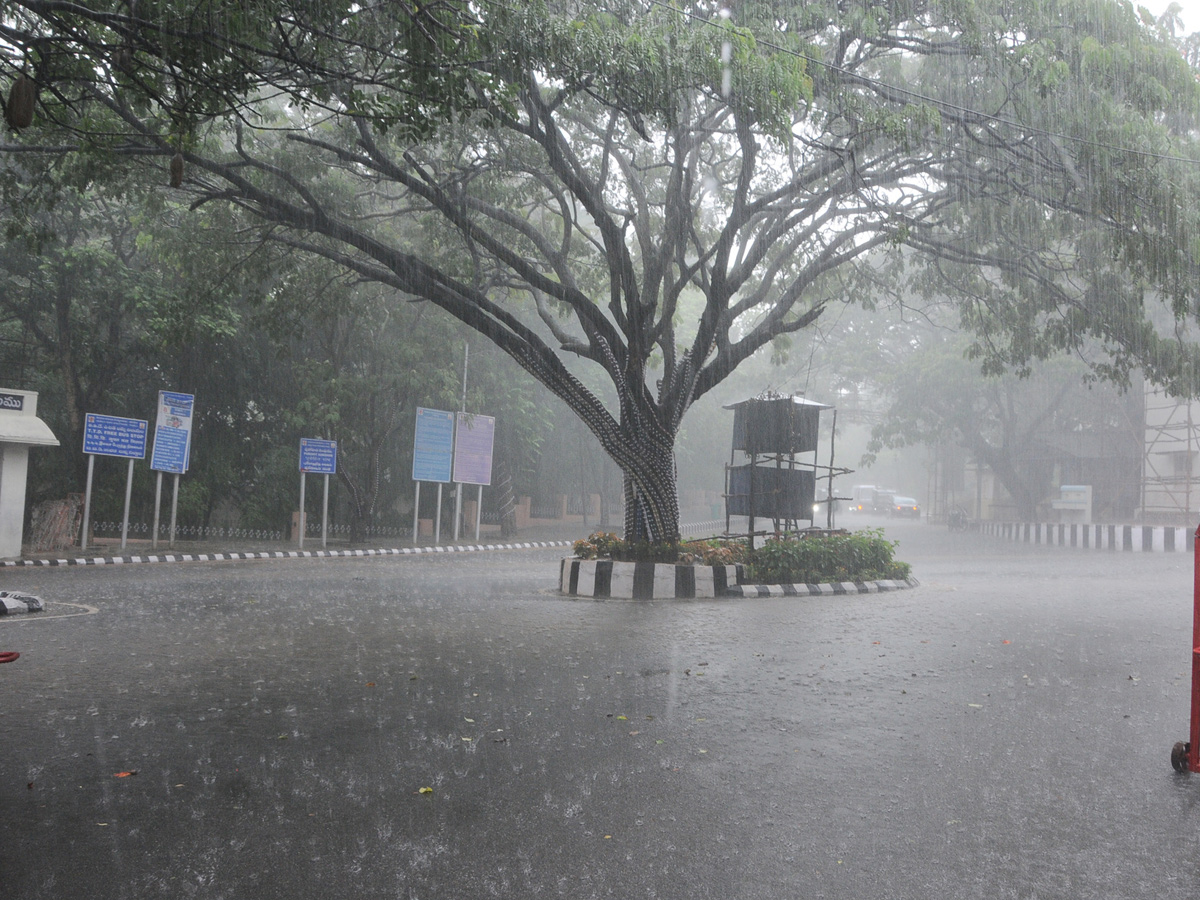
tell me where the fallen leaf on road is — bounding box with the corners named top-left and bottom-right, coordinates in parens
top-left (113, 771), bottom-right (137, 778)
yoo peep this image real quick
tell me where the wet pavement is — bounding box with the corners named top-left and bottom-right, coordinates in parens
top-left (2, 521), bottom-right (1199, 898)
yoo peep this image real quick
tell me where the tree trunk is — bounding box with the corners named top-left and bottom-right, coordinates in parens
top-left (616, 425), bottom-right (680, 544)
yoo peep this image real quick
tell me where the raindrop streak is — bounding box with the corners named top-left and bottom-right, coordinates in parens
top-left (721, 41), bottom-right (732, 98)
top-left (720, 6), bottom-right (732, 98)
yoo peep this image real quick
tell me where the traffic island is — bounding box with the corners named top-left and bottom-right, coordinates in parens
top-left (560, 558), bottom-right (740, 599)
top-left (559, 558), bottom-right (920, 600)
top-left (0, 590), bottom-right (44, 614)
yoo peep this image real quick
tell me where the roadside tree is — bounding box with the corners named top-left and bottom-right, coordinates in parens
top-left (5, 0), bottom-right (1200, 541)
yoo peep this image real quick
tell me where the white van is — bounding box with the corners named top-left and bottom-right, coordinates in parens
top-left (850, 485), bottom-right (876, 512)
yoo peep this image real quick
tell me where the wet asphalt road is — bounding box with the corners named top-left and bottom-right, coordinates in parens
top-left (2, 522), bottom-right (1199, 899)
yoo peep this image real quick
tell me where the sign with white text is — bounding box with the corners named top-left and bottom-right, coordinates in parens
top-left (299, 438), bottom-right (338, 474)
top-left (151, 391), bottom-right (195, 474)
top-left (82, 414), bottom-right (147, 459)
top-left (412, 407), bottom-right (454, 483)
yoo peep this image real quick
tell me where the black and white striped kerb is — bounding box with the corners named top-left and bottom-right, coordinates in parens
top-left (722, 578), bottom-right (920, 598)
top-left (0, 540), bottom-right (575, 568)
top-left (560, 558), bottom-right (741, 599)
top-left (977, 522), bottom-right (1193, 552)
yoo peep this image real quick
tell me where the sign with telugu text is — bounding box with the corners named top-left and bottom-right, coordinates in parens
top-left (412, 407), bottom-right (454, 483)
top-left (453, 412), bottom-right (495, 486)
top-left (83, 414), bottom-right (148, 459)
top-left (151, 391), bottom-right (195, 474)
top-left (299, 438), bottom-right (337, 474)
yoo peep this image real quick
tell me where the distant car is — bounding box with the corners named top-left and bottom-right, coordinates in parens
top-left (849, 485), bottom-right (876, 512)
top-left (849, 486), bottom-right (897, 513)
top-left (890, 496), bottom-right (920, 518)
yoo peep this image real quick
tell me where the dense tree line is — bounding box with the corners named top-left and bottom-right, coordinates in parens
top-left (0, 163), bottom-right (572, 538)
top-left (5, 0), bottom-right (1200, 542)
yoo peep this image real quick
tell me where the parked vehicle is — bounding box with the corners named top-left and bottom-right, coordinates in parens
top-left (890, 496), bottom-right (920, 518)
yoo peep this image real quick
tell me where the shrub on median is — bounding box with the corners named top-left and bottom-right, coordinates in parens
top-left (744, 528), bottom-right (910, 584)
top-left (572, 528), bottom-right (910, 584)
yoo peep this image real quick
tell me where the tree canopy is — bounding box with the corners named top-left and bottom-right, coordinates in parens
top-left (5, 0), bottom-right (1200, 541)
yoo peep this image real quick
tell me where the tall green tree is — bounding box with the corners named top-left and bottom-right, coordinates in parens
top-left (6, 0), bottom-right (1200, 541)
top-left (0, 165), bottom-right (186, 492)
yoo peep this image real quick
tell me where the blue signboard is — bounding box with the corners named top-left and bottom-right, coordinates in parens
top-left (83, 414), bottom-right (148, 459)
top-left (299, 438), bottom-right (337, 474)
top-left (151, 391), bottom-right (195, 474)
top-left (453, 413), bottom-right (495, 486)
top-left (412, 407), bottom-right (454, 483)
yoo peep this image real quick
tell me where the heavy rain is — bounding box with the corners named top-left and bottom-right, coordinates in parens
top-left (4, 0), bottom-right (1200, 896)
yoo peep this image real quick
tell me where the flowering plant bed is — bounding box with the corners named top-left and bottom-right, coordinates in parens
top-left (572, 533), bottom-right (751, 566)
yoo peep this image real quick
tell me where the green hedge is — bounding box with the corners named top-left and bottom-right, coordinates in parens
top-left (744, 529), bottom-right (910, 584)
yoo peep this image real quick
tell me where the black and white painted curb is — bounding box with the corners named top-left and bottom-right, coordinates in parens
top-left (0, 540), bottom-right (575, 569)
top-left (979, 522), bottom-right (1194, 552)
top-left (561, 558), bottom-right (920, 600)
top-left (0, 520), bottom-right (736, 571)
top-left (561, 558), bottom-right (742, 599)
top-left (723, 577), bottom-right (920, 598)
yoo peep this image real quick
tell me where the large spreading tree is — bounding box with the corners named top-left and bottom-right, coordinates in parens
top-left (5, 0), bottom-right (1200, 541)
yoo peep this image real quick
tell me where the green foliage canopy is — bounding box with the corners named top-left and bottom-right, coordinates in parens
top-left (5, 0), bottom-right (1200, 541)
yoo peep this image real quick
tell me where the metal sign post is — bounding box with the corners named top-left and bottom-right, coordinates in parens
top-left (299, 439), bottom-right (337, 549)
top-left (1172, 525), bottom-right (1200, 773)
top-left (412, 408), bottom-right (455, 546)
top-left (1185, 528), bottom-right (1195, 777)
top-left (298, 471), bottom-right (306, 549)
top-left (81, 413), bottom-right (148, 552)
top-left (454, 344), bottom-right (469, 541)
top-left (169, 473), bottom-right (181, 548)
top-left (152, 471), bottom-right (164, 551)
top-left (81, 453), bottom-right (96, 553)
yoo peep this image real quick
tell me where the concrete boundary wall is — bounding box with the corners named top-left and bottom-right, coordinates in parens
top-left (978, 522), bottom-right (1193, 552)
